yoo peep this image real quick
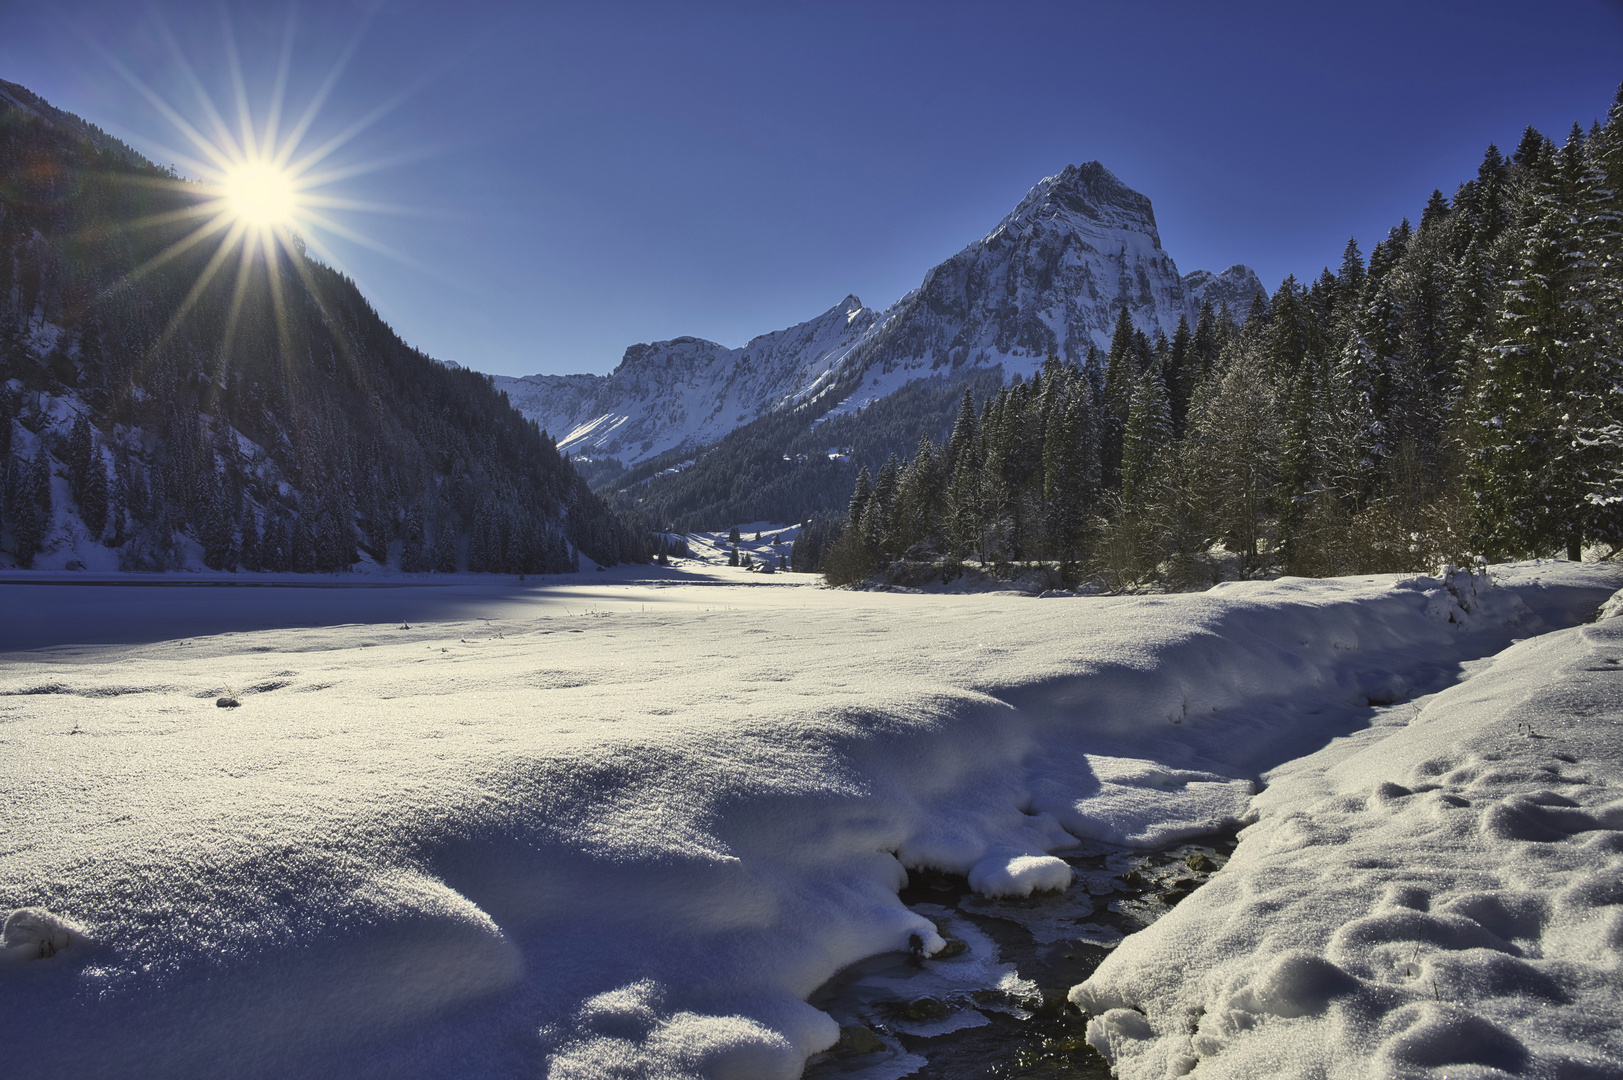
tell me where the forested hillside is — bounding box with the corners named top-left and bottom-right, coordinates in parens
top-left (0, 80), bottom-right (648, 573)
top-left (812, 92), bottom-right (1623, 587)
top-left (600, 367), bottom-right (1005, 531)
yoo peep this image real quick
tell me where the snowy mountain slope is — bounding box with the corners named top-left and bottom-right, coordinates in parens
top-left (1, 561), bottom-right (1616, 1080)
top-left (804, 163), bottom-right (1263, 421)
top-left (1183, 264), bottom-right (1267, 318)
top-left (494, 295), bottom-right (881, 464)
top-left (496, 164), bottom-right (1264, 466)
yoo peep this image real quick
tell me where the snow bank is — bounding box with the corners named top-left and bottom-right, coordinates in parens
top-left (1073, 573), bottom-right (1623, 1078)
top-left (0, 561), bottom-right (1616, 1078)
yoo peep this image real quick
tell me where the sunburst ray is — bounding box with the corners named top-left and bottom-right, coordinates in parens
top-left (80, 6), bottom-right (444, 410)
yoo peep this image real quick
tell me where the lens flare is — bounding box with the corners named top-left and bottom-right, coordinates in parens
top-left (221, 160), bottom-right (298, 227)
top-left (96, 11), bottom-right (427, 386)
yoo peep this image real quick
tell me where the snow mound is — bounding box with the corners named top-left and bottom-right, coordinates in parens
top-left (967, 853), bottom-right (1074, 897)
top-left (547, 981), bottom-right (815, 1080)
top-left (1596, 584), bottom-right (1623, 621)
top-left (1071, 596), bottom-right (1623, 1079)
top-left (1, 907), bottom-right (88, 964)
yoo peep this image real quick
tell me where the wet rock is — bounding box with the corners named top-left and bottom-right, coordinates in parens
top-left (1160, 878), bottom-right (1198, 905)
top-left (908, 867), bottom-right (964, 894)
top-left (901, 997), bottom-right (950, 1021)
top-left (1185, 853), bottom-right (1217, 873)
top-left (1031, 988), bottom-right (1080, 1019)
top-left (932, 936), bottom-right (968, 959)
top-left (836, 1025), bottom-right (886, 1055)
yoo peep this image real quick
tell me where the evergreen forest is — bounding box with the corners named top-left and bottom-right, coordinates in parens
top-left (805, 94), bottom-right (1623, 588)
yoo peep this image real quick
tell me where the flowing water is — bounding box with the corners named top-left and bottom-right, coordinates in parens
top-left (802, 828), bottom-right (1239, 1080)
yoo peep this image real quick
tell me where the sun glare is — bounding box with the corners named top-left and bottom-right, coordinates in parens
top-left (103, 14), bottom-right (424, 372)
top-left (221, 160), bottom-right (298, 227)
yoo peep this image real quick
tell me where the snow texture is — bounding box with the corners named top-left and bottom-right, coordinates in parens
top-left (1073, 576), bottom-right (1623, 1079)
top-left (495, 164), bottom-right (1265, 464)
top-left (0, 561), bottom-right (1616, 1079)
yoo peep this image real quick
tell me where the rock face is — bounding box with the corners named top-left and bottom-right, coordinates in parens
top-left (497, 295), bottom-right (882, 465)
top-left (497, 163), bottom-right (1265, 466)
top-left (1183, 265), bottom-right (1269, 321)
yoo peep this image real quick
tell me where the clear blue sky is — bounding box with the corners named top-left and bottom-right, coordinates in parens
top-left (2, 1), bottom-right (1620, 377)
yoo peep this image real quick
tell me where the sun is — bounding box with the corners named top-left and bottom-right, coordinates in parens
top-left (221, 160), bottom-right (298, 228)
top-left (103, 16), bottom-right (425, 377)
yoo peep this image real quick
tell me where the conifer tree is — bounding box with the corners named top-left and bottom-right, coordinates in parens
top-left (431, 517), bottom-right (458, 573)
top-left (1191, 301), bottom-right (1222, 387)
top-left (262, 514), bottom-right (290, 572)
top-left (890, 435), bottom-right (941, 554)
top-left (946, 389), bottom-right (977, 472)
top-left (1167, 314), bottom-right (1194, 437)
top-left (1473, 196), bottom-right (1588, 559)
top-left (80, 444), bottom-right (109, 540)
top-left (1120, 364), bottom-right (1172, 506)
top-left (1102, 304), bottom-right (1136, 487)
top-left (1041, 383), bottom-right (1099, 565)
top-left (1569, 99), bottom-right (1623, 545)
top-left (290, 518), bottom-right (315, 573)
top-left (12, 451), bottom-right (52, 567)
top-left (1419, 189), bottom-right (1452, 232)
top-left (468, 497), bottom-right (494, 573)
top-left (238, 495), bottom-right (261, 573)
top-left (401, 501), bottom-right (429, 573)
top-left (201, 480), bottom-right (236, 571)
top-left (1335, 238), bottom-right (1366, 330)
top-left (847, 467), bottom-right (873, 526)
top-left (1197, 347), bottom-right (1280, 577)
top-left (65, 414), bottom-right (93, 502)
top-left (870, 455), bottom-right (901, 553)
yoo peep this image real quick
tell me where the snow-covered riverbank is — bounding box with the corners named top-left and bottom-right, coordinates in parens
top-left (0, 561), bottom-right (1618, 1079)
top-left (1076, 579), bottom-right (1623, 1079)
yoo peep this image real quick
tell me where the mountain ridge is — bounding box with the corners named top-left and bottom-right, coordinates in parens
top-left (495, 162), bottom-right (1264, 467)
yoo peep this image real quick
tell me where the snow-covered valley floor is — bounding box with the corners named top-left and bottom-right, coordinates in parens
top-left (1, 561), bottom-right (1620, 1079)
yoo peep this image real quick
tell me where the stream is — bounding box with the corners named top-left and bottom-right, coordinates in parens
top-left (802, 828), bottom-right (1240, 1080)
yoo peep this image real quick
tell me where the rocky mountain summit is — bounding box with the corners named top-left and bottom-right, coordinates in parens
top-left (497, 163), bottom-right (1263, 466)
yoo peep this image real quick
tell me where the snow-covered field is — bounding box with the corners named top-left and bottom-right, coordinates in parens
top-left (1, 560), bottom-right (1620, 1079)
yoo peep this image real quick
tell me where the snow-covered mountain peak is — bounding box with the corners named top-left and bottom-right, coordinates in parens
top-left (1182, 265), bottom-right (1269, 317)
top-left (991, 162), bottom-right (1161, 246)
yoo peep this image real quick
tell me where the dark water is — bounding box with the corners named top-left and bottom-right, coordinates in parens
top-left (802, 829), bottom-right (1239, 1080)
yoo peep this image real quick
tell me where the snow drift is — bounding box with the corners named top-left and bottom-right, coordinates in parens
top-left (1073, 577), bottom-right (1623, 1079)
top-left (0, 561), bottom-right (1617, 1078)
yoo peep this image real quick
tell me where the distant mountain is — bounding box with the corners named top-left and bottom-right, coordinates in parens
top-left (1182, 265), bottom-right (1268, 319)
top-left (497, 163), bottom-right (1264, 468)
top-left (496, 294), bottom-right (881, 466)
top-left (0, 81), bottom-right (647, 574)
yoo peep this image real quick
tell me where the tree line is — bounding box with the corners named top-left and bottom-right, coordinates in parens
top-left (802, 91), bottom-right (1623, 588)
